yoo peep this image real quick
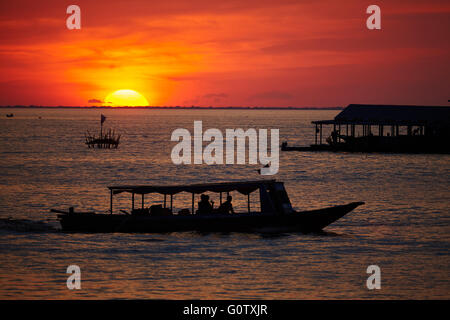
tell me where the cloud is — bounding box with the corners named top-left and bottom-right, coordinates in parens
top-left (202, 93), bottom-right (229, 104)
top-left (88, 99), bottom-right (103, 103)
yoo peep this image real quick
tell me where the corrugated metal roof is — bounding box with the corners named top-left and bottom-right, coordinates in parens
top-left (313, 104), bottom-right (450, 125)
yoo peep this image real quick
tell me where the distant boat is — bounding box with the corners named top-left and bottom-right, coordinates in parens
top-left (85, 114), bottom-right (120, 149)
top-left (52, 180), bottom-right (364, 233)
top-left (6, 113), bottom-right (13, 118)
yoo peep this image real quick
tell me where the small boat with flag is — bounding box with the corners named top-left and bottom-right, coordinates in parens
top-left (53, 180), bottom-right (364, 233)
top-left (85, 114), bottom-right (120, 149)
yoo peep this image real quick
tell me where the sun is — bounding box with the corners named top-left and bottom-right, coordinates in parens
top-left (104, 89), bottom-right (149, 107)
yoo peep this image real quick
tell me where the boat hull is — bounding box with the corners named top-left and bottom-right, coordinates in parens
top-left (58, 202), bottom-right (364, 233)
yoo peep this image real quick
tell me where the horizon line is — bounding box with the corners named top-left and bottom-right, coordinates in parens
top-left (0, 105), bottom-right (344, 110)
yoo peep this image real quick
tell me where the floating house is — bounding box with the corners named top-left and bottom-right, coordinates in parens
top-left (283, 104), bottom-right (450, 153)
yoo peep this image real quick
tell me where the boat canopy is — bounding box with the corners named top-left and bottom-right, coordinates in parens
top-left (108, 180), bottom-right (277, 196)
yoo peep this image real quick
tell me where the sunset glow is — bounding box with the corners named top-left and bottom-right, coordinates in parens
top-left (104, 90), bottom-right (149, 107)
top-left (0, 1), bottom-right (449, 107)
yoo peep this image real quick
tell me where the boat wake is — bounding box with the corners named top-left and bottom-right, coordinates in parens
top-left (0, 218), bottom-right (58, 233)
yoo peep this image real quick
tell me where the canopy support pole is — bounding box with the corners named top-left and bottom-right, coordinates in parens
top-left (170, 195), bottom-right (173, 212)
top-left (164, 194), bottom-right (166, 208)
top-left (141, 194), bottom-right (144, 209)
top-left (132, 193), bottom-right (135, 211)
top-left (247, 194), bottom-right (250, 213)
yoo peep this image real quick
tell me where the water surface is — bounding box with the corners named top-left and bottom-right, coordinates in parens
top-left (0, 108), bottom-right (449, 299)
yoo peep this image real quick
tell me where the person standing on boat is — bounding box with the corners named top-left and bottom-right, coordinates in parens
top-left (196, 194), bottom-right (214, 215)
top-left (218, 196), bottom-right (235, 214)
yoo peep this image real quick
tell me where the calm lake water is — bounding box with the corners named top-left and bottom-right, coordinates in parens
top-left (0, 108), bottom-right (449, 299)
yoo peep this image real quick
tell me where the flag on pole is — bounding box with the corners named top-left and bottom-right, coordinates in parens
top-left (101, 114), bottom-right (106, 124)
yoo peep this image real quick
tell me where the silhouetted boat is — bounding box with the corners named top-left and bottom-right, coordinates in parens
top-left (85, 114), bottom-right (120, 149)
top-left (53, 180), bottom-right (364, 233)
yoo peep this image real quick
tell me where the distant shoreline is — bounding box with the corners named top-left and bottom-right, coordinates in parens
top-left (0, 105), bottom-right (343, 110)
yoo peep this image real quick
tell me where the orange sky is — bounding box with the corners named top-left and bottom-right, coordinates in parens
top-left (0, 0), bottom-right (449, 107)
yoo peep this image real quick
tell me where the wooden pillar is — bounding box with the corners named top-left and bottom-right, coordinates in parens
top-left (315, 124), bottom-right (318, 145)
top-left (163, 194), bottom-right (166, 208)
top-left (110, 189), bottom-right (113, 214)
top-left (247, 193), bottom-right (251, 213)
top-left (170, 194), bottom-right (173, 212)
top-left (141, 194), bottom-right (144, 209)
top-left (319, 124), bottom-right (322, 144)
top-left (379, 125), bottom-right (383, 137)
top-left (338, 124), bottom-right (341, 142)
top-left (132, 193), bottom-right (135, 210)
top-left (192, 193), bottom-right (194, 215)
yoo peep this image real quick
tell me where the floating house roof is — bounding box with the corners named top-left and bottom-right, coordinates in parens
top-left (313, 104), bottom-right (450, 126)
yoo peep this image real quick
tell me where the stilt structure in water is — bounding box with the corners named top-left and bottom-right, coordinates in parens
top-left (282, 104), bottom-right (450, 154)
top-left (85, 114), bottom-right (120, 149)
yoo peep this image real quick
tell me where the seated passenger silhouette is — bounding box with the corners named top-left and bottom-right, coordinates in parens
top-left (196, 194), bottom-right (214, 215)
top-left (217, 196), bottom-right (235, 214)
